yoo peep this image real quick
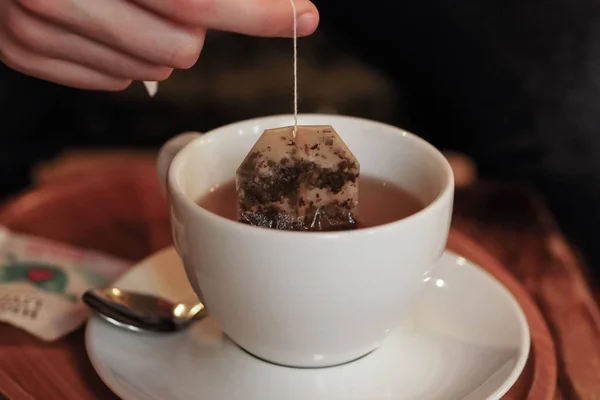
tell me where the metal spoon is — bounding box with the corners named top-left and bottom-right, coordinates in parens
top-left (82, 288), bottom-right (207, 333)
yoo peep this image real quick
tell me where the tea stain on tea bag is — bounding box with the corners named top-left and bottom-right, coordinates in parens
top-left (236, 125), bottom-right (359, 231)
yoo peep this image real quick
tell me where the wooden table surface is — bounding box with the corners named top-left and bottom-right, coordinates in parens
top-left (0, 163), bottom-right (599, 400)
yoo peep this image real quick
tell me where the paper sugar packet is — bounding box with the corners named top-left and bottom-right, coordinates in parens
top-left (0, 227), bottom-right (130, 341)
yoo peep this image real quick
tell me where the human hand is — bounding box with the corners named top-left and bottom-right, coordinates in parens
top-left (0, 0), bottom-right (319, 90)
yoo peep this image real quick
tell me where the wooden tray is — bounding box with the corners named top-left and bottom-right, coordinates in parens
top-left (448, 231), bottom-right (557, 400)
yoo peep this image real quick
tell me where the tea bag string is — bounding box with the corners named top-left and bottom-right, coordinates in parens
top-left (290, 0), bottom-right (298, 138)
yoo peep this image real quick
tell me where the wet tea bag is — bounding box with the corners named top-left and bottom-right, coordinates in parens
top-left (236, 125), bottom-right (360, 231)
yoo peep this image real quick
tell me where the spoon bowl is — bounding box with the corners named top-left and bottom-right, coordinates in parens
top-left (82, 288), bottom-right (206, 333)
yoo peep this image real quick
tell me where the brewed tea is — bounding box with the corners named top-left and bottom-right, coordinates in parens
top-left (199, 176), bottom-right (423, 229)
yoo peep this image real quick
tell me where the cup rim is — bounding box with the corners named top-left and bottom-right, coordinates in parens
top-left (168, 113), bottom-right (454, 238)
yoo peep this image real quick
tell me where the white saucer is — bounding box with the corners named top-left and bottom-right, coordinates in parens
top-left (85, 248), bottom-right (530, 400)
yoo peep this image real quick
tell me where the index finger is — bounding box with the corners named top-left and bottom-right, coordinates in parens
top-left (131, 0), bottom-right (319, 37)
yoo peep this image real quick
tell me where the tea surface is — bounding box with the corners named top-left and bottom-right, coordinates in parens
top-left (198, 176), bottom-right (424, 228)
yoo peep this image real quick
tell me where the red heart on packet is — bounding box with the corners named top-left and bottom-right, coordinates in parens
top-left (27, 268), bottom-right (55, 282)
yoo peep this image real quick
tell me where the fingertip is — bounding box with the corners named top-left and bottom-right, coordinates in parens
top-left (297, 6), bottom-right (319, 36)
top-left (156, 67), bottom-right (174, 82)
top-left (105, 79), bottom-right (133, 91)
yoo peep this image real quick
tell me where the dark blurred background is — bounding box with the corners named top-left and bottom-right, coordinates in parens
top-left (0, 28), bottom-right (403, 195)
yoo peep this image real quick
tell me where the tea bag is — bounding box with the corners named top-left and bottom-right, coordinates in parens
top-left (236, 125), bottom-right (360, 231)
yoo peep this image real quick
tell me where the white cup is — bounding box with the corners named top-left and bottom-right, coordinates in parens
top-left (157, 114), bottom-right (454, 368)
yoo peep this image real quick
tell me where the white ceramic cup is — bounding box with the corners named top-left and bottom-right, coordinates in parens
top-left (157, 114), bottom-right (454, 368)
